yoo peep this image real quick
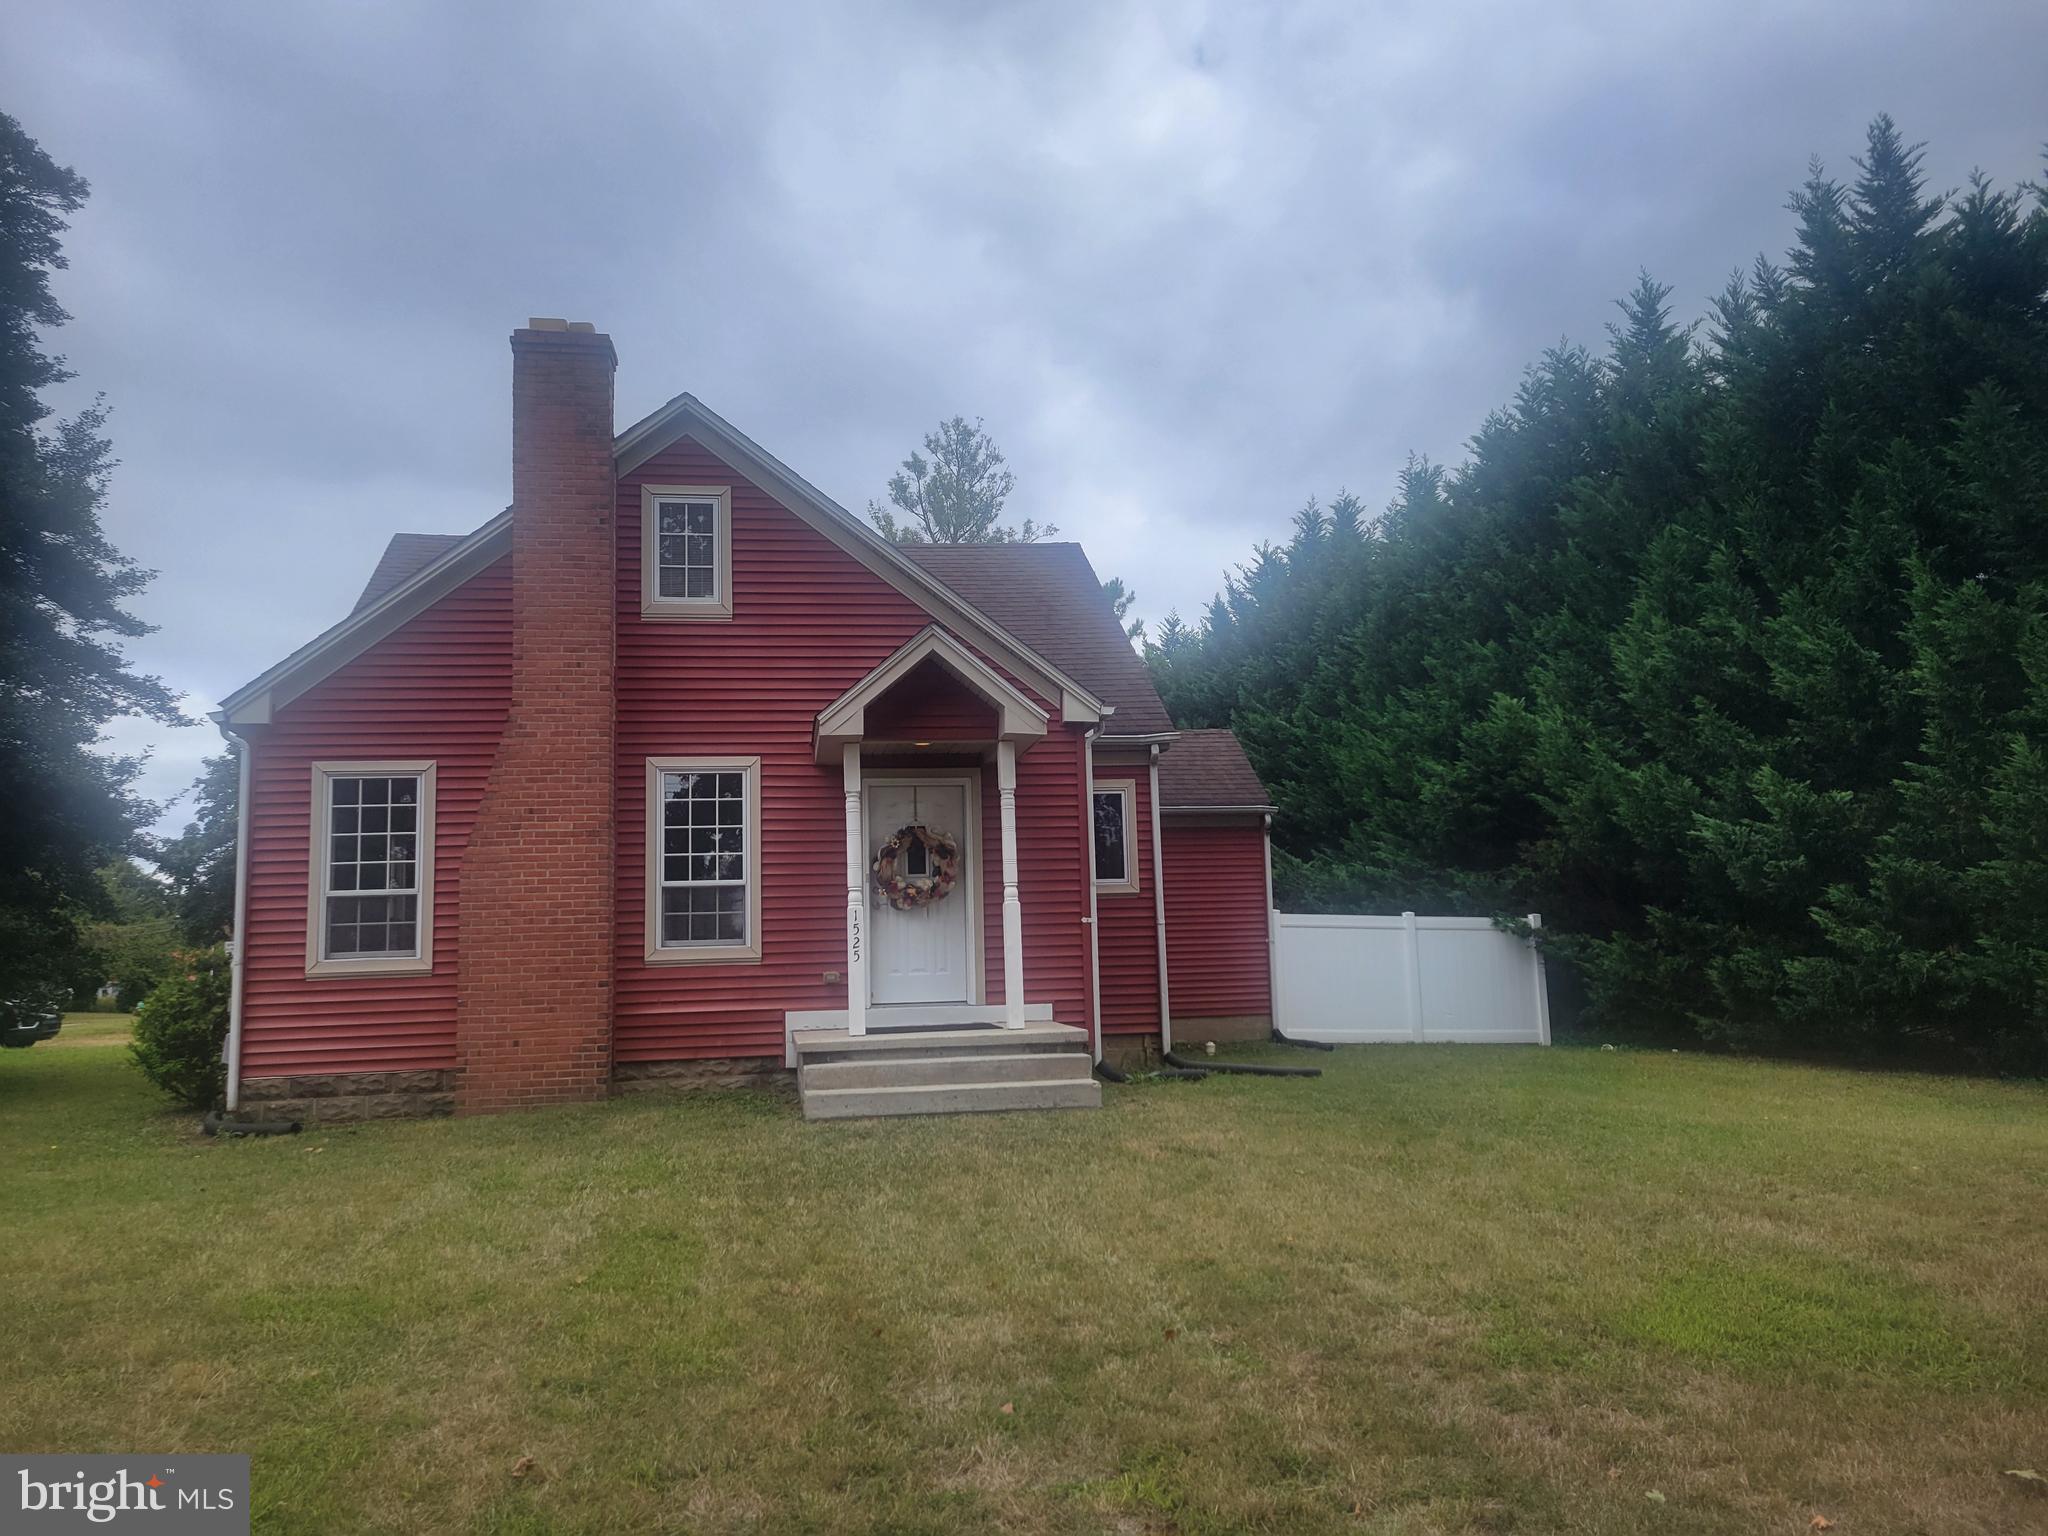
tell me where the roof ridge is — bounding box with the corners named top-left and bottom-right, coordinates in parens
top-left (902, 540), bottom-right (1083, 551)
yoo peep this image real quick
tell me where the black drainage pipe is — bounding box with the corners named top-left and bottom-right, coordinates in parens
top-left (1272, 1028), bottom-right (1336, 1052)
top-left (202, 1110), bottom-right (302, 1137)
top-left (1097, 1061), bottom-right (1211, 1084)
top-left (1165, 1050), bottom-right (1321, 1079)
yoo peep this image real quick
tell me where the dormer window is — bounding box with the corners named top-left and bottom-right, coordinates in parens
top-left (641, 484), bottom-right (733, 620)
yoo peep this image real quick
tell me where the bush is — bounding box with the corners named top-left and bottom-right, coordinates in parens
top-left (129, 946), bottom-right (231, 1109)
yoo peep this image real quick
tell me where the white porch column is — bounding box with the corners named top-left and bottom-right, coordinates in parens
top-left (843, 743), bottom-right (867, 1037)
top-left (997, 739), bottom-right (1026, 1028)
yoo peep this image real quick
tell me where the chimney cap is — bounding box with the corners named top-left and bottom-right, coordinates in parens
top-left (512, 320), bottom-right (615, 364)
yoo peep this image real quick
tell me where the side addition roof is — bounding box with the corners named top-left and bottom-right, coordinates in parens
top-left (1157, 728), bottom-right (1274, 813)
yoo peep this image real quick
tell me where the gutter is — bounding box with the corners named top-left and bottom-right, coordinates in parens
top-left (219, 724), bottom-right (254, 1112)
top-left (1148, 744), bottom-right (1172, 1056)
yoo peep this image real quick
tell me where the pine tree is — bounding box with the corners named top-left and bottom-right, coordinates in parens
top-left (0, 113), bottom-right (183, 1002)
top-left (866, 416), bottom-right (1054, 543)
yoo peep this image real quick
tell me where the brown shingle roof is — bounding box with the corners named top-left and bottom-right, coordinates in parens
top-left (899, 542), bottom-right (1173, 735)
top-left (1157, 728), bottom-right (1271, 811)
top-left (353, 532), bottom-right (468, 612)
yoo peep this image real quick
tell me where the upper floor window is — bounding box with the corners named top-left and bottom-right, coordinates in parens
top-left (641, 484), bottom-right (733, 620)
top-left (1093, 779), bottom-right (1139, 895)
top-left (307, 761), bottom-right (436, 976)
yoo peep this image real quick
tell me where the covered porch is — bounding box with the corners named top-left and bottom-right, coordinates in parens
top-left (787, 628), bottom-right (1101, 1116)
top-left (811, 626), bottom-right (1046, 1039)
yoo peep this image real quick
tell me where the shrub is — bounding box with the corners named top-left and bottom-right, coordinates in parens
top-left (130, 946), bottom-right (231, 1109)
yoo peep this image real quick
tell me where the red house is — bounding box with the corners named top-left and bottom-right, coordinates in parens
top-left (214, 321), bottom-right (1274, 1121)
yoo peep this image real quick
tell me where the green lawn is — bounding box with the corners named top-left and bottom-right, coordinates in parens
top-left (4, 1018), bottom-right (2045, 1534)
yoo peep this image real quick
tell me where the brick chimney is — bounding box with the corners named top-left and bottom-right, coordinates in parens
top-left (456, 320), bottom-right (618, 1113)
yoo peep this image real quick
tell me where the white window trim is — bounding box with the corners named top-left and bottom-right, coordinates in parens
top-left (640, 484), bottom-right (734, 620)
top-left (1093, 778), bottom-right (1140, 896)
top-left (305, 760), bottom-right (436, 978)
top-left (645, 755), bottom-right (764, 965)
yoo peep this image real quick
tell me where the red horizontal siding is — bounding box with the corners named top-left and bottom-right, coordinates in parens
top-left (1163, 818), bottom-right (1273, 1019)
top-left (1095, 751), bottom-right (1161, 1035)
top-left (615, 438), bottom-right (1091, 1061)
top-left (240, 558), bottom-right (512, 1076)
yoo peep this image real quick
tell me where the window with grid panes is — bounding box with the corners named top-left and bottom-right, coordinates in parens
top-left (656, 768), bottom-right (750, 947)
top-left (655, 498), bottom-right (719, 601)
top-left (323, 774), bottom-right (423, 958)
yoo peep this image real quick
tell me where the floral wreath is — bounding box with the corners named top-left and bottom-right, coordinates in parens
top-left (872, 823), bottom-right (961, 911)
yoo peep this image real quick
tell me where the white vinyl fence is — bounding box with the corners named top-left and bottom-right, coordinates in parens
top-left (1272, 911), bottom-right (1551, 1045)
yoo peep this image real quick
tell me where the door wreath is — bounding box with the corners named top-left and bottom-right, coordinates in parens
top-left (872, 823), bottom-right (961, 911)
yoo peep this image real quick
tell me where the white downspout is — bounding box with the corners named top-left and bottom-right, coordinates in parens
top-left (1148, 744), bottom-right (1172, 1057)
top-left (1262, 812), bottom-right (1279, 1035)
top-left (222, 728), bottom-right (254, 1112)
top-left (1082, 727), bottom-right (1103, 1063)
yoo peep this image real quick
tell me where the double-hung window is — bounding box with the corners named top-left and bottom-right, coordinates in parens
top-left (307, 761), bottom-right (435, 976)
top-left (1093, 779), bottom-right (1139, 895)
top-left (646, 756), bottom-right (762, 963)
top-left (641, 484), bottom-right (733, 619)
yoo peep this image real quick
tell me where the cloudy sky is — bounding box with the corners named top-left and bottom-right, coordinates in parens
top-left (7, 0), bottom-right (2045, 834)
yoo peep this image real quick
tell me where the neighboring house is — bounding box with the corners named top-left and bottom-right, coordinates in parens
top-left (213, 321), bottom-right (1274, 1121)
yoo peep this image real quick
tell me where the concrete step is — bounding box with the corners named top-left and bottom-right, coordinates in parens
top-left (802, 1076), bottom-right (1102, 1121)
top-left (802, 1051), bottom-right (1093, 1091)
top-left (794, 1023), bottom-right (1088, 1063)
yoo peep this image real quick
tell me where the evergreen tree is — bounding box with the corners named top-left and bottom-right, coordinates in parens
top-left (1151, 118), bottom-right (2048, 1071)
top-left (156, 750), bottom-right (239, 944)
top-left (0, 112), bottom-right (182, 1002)
top-left (866, 416), bottom-right (1055, 543)
top-left (1101, 575), bottom-right (1144, 642)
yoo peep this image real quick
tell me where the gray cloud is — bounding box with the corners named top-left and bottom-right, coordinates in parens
top-left (7, 0), bottom-right (2044, 833)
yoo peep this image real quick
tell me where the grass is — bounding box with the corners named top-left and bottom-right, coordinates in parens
top-left (3, 1017), bottom-right (2046, 1534)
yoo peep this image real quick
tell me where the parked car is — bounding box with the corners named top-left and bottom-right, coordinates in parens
top-left (1, 992), bottom-right (64, 1048)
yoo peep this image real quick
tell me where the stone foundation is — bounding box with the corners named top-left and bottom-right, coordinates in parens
top-left (612, 1058), bottom-right (793, 1095)
top-left (236, 1069), bottom-right (458, 1125)
top-left (1172, 1013), bottom-right (1273, 1047)
top-left (1103, 1015), bottom-right (1275, 1069)
top-left (1103, 1035), bottom-right (1163, 1071)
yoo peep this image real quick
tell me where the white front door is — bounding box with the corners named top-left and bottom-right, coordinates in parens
top-left (866, 779), bottom-right (975, 1006)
